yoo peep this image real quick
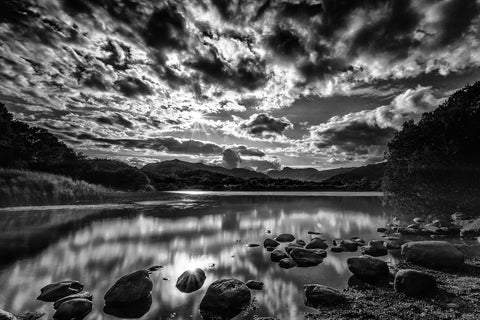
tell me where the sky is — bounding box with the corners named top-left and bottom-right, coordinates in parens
top-left (1, 0), bottom-right (480, 171)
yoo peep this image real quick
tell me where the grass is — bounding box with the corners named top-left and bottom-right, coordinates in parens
top-left (0, 168), bottom-right (113, 207)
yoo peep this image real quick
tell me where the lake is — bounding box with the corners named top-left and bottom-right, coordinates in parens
top-left (0, 192), bottom-right (396, 320)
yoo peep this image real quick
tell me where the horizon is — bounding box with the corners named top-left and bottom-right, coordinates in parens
top-left (1, 0), bottom-right (480, 171)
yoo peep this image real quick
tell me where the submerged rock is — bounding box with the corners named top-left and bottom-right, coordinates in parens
top-left (394, 269), bottom-right (436, 297)
top-left (460, 218), bottom-right (480, 238)
top-left (401, 241), bottom-right (465, 268)
top-left (245, 280), bottom-right (264, 290)
top-left (263, 238), bottom-right (280, 248)
top-left (104, 295), bottom-right (152, 319)
top-left (53, 299), bottom-right (92, 320)
top-left (347, 256), bottom-right (389, 281)
top-left (304, 285), bottom-right (346, 308)
top-left (176, 268), bottom-right (206, 293)
top-left (279, 258), bottom-right (297, 269)
top-left (37, 281), bottom-right (84, 302)
top-left (104, 266), bottom-right (161, 305)
top-left (290, 248), bottom-right (325, 267)
top-left (275, 234), bottom-right (295, 242)
top-left (307, 231), bottom-right (322, 235)
top-left (199, 279), bottom-right (251, 320)
top-left (54, 292), bottom-right (93, 310)
top-left (305, 238), bottom-right (328, 250)
top-left (271, 249), bottom-right (289, 262)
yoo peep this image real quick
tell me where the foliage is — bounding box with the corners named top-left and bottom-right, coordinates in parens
top-left (383, 82), bottom-right (480, 216)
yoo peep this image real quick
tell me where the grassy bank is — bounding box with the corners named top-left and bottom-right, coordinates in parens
top-left (0, 169), bottom-right (113, 207)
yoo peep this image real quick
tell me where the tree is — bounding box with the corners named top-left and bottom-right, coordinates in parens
top-left (383, 82), bottom-right (480, 216)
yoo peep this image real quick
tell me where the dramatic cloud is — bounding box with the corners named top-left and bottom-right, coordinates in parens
top-left (222, 148), bottom-right (242, 169)
top-left (240, 113), bottom-right (293, 136)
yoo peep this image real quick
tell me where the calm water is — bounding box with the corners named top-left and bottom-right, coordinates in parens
top-left (0, 192), bottom-right (396, 320)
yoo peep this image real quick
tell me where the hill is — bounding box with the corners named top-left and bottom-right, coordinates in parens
top-left (267, 166), bottom-right (354, 182)
top-left (323, 162), bottom-right (386, 190)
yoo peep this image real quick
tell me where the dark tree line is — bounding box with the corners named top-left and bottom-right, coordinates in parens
top-left (383, 82), bottom-right (480, 216)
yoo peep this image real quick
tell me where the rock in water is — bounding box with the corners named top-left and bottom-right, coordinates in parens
top-left (305, 238), bottom-right (328, 250)
top-left (337, 240), bottom-right (358, 252)
top-left (296, 240), bottom-right (306, 246)
top-left (245, 280), bottom-right (264, 290)
top-left (54, 293), bottom-right (93, 310)
top-left (275, 234), bottom-right (295, 242)
top-left (199, 279), bottom-right (251, 320)
top-left (460, 218), bottom-right (480, 238)
top-left (0, 309), bottom-right (17, 320)
top-left (285, 242), bottom-right (303, 254)
top-left (394, 269), bottom-right (436, 297)
top-left (304, 285), bottom-right (346, 308)
top-left (37, 281), bottom-right (84, 302)
top-left (176, 268), bottom-right (206, 293)
top-left (270, 249), bottom-right (289, 262)
top-left (347, 256), bottom-right (389, 281)
top-left (361, 240), bottom-right (387, 257)
top-left (290, 248), bottom-right (325, 267)
top-left (263, 238), bottom-right (280, 248)
top-left (103, 295), bottom-right (152, 319)
top-left (279, 258), bottom-right (297, 269)
top-left (53, 299), bottom-right (92, 320)
top-left (104, 266), bottom-right (161, 305)
top-left (401, 241), bottom-right (464, 268)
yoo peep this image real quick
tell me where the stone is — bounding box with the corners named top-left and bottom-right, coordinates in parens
top-left (103, 295), bottom-right (152, 319)
top-left (104, 266), bottom-right (161, 305)
top-left (37, 281), bottom-right (84, 302)
top-left (296, 240), bottom-right (306, 246)
top-left (54, 292), bottom-right (93, 310)
top-left (175, 268), bottom-right (206, 293)
top-left (245, 280), bottom-right (264, 290)
top-left (304, 285), bottom-right (346, 308)
top-left (454, 244), bottom-right (480, 258)
top-left (263, 238), bottom-right (280, 248)
top-left (53, 299), bottom-right (92, 320)
top-left (351, 237), bottom-right (366, 245)
top-left (308, 231), bottom-right (322, 235)
top-left (199, 279), bottom-right (251, 320)
top-left (270, 249), bottom-right (289, 262)
top-left (413, 218), bottom-right (425, 224)
top-left (279, 258), bottom-right (297, 269)
top-left (451, 212), bottom-right (471, 221)
top-left (384, 237), bottom-right (406, 249)
top-left (0, 309), bottom-right (17, 320)
top-left (305, 237), bottom-right (328, 250)
top-left (394, 269), bottom-right (436, 297)
top-left (401, 241), bottom-right (465, 268)
top-left (290, 248), bottom-right (325, 267)
top-left (275, 234), bottom-right (295, 242)
top-left (432, 219), bottom-right (451, 228)
top-left (460, 218), bottom-right (480, 238)
top-left (361, 244), bottom-right (387, 257)
top-left (330, 247), bottom-right (344, 253)
top-left (265, 246), bottom-right (275, 252)
top-left (347, 256), bottom-right (389, 281)
top-left (376, 227), bottom-right (388, 233)
top-left (285, 242), bottom-right (304, 254)
top-left (246, 244), bottom-right (260, 248)
top-left (337, 240), bottom-right (358, 252)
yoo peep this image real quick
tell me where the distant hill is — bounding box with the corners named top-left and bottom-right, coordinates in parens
top-left (267, 167), bottom-right (354, 182)
top-left (142, 159), bottom-right (269, 180)
top-left (323, 162), bottom-right (386, 190)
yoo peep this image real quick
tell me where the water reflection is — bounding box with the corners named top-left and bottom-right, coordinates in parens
top-left (0, 195), bottom-right (393, 320)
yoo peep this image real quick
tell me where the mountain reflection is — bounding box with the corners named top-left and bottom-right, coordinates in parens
top-left (0, 195), bottom-right (393, 320)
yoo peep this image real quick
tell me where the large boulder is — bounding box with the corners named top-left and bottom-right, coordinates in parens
top-left (263, 238), bottom-right (280, 248)
top-left (103, 295), bottom-right (152, 319)
top-left (361, 243), bottom-right (387, 257)
top-left (347, 256), bottom-right (389, 281)
top-left (199, 279), bottom-right (251, 320)
top-left (290, 248), bottom-right (325, 267)
top-left (279, 258), bottom-right (297, 269)
top-left (335, 240), bottom-right (358, 252)
top-left (275, 234), bottom-right (295, 242)
top-left (304, 285), bottom-right (346, 308)
top-left (37, 281), bottom-right (84, 302)
top-left (455, 244), bottom-right (480, 258)
top-left (176, 268), bottom-right (206, 293)
top-left (53, 292), bottom-right (93, 310)
top-left (305, 238), bottom-right (328, 250)
top-left (53, 299), bottom-right (93, 320)
top-left (270, 249), bottom-right (289, 262)
top-left (401, 241), bottom-right (464, 268)
top-left (394, 269), bottom-right (437, 297)
top-left (460, 218), bottom-right (480, 238)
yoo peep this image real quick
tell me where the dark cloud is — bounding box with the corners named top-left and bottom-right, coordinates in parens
top-left (315, 121), bottom-right (396, 154)
top-left (223, 148), bottom-right (242, 169)
top-left (241, 113), bottom-right (292, 136)
top-left (114, 77), bottom-right (153, 97)
top-left (100, 39), bottom-right (132, 71)
top-left (434, 0), bottom-right (479, 47)
top-left (97, 114), bottom-right (134, 129)
top-left (278, 1), bottom-right (323, 20)
top-left (265, 25), bottom-right (306, 59)
top-left (143, 4), bottom-right (187, 50)
top-left (233, 146), bottom-right (265, 157)
top-left (83, 71), bottom-right (110, 91)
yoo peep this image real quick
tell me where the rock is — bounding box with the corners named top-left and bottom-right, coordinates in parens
top-left (274, 234), bottom-right (295, 242)
top-left (285, 242), bottom-right (304, 254)
top-left (104, 295), bottom-right (152, 318)
top-left (16, 312), bottom-right (45, 320)
top-left (376, 227), bottom-right (388, 233)
top-left (245, 280), bottom-right (264, 290)
top-left (351, 237), bottom-right (366, 245)
top-left (304, 285), bottom-right (346, 308)
top-left (296, 240), bottom-right (306, 246)
top-left (290, 248), bottom-right (325, 267)
top-left (0, 309), bottom-right (17, 320)
top-left (54, 293), bottom-right (93, 310)
top-left (37, 281), bottom-right (84, 302)
top-left (361, 244), bottom-right (387, 257)
top-left (104, 266), bottom-right (161, 305)
top-left (270, 249), bottom-right (289, 262)
top-left (398, 227), bottom-right (427, 236)
top-left (407, 224), bottom-right (420, 229)
top-left (305, 238), bottom-right (328, 250)
top-left (413, 218), bottom-right (425, 224)
top-left (347, 256), bottom-right (389, 281)
top-left (451, 212), bottom-right (471, 221)
top-left (424, 224), bottom-right (441, 234)
top-left (432, 219), bottom-right (451, 228)
top-left (394, 269), bottom-right (436, 297)
top-left (308, 231), bottom-right (322, 235)
top-left (176, 268), bottom-right (206, 293)
top-left (199, 279), bottom-right (251, 320)
top-left (279, 258), bottom-right (297, 269)
top-left (330, 247), bottom-right (344, 253)
top-left (265, 246), bottom-right (275, 252)
top-left (246, 243), bottom-right (260, 247)
top-left (384, 237), bottom-right (405, 249)
top-left (401, 241), bottom-right (465, 268)
top-left (337, 240), bottom-right (358, 252)
top-left (263, 238), bottom-right (280, 248)
top-left (460, 218), bottom-right (480, 238)
top-left (53, 299), bottom-right (92, 320)
top-left (454, 244), bottom-right (480, 258)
